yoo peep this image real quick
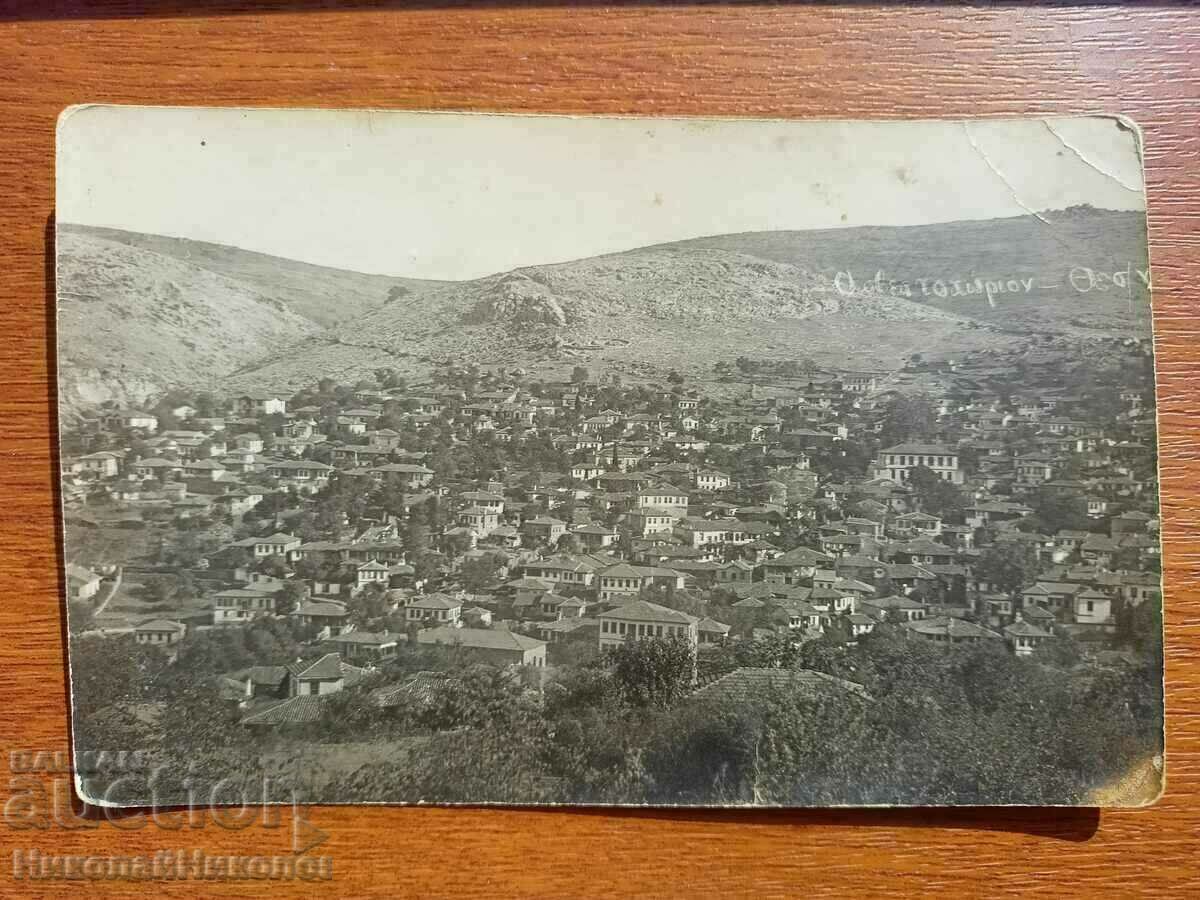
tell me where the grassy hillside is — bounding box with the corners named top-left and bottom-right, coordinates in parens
top-left (58, 224), bottom-right (441, 328)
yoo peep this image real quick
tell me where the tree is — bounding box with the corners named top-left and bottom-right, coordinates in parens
top-left (461, 554), bottom-right (502, 592)
top-left (606, 635), bottom-right (696, 708)
top-left (275, 580), bottom-right (308, 616)
top-left (1022, 486), bottom-right (1089, 536)
top-left (68, 634), bottom-right (169, 718)
top-left (406, 521), bottom-right (431, 554)
top-left (906, 465), bottom-right (965, 521)
top-left (879, 396), bottom-right (936, 445)
top-left (974, 541), bottom-right (1039, 594)
top-left (67, 600), bottom-right (95, 635)
top-left (346, 585), bottom-right (390, 627)
top-left (139, 575), bottom-right (175, 605)
top-left (571, 366), bottom-right (589, 384)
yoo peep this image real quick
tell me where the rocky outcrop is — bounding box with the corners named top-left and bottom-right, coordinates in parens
top-left (462, 273), bottom-right (569, 327)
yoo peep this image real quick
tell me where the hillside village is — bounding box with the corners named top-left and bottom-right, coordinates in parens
top-left (60, 338), bottom-right (1164, 803)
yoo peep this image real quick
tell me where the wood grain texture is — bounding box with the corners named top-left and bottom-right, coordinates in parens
top-left (1, 4), bottom-right (1198, 897)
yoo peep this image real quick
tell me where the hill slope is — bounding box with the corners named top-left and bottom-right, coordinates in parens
top-left (59, 207), bottom-right (1151, 405)
top-left (59, 224), bottom-right (438, 328)
top-left (56, 230), bottom-right (322, 414)
top-left (665, 207), bottom-right (1151, 335)
top-left (235, 208), bottom-right (1152, 393)
top-left (227, 245), bottom-right (993, 392)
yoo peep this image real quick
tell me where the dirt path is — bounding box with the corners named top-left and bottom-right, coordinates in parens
top-left (92, 565), bottom-right (123, 617)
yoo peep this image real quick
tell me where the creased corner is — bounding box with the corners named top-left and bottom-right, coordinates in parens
top-left (962, 121), bottom-right (1055, 227)
top-left (1043, 119), bottom-right (1143, 194)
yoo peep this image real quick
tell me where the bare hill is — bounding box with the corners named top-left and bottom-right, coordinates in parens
top-left (56, 230), bottom-right (322, 414)
top-left (58, 224), bottom-right (439, 328)
top-left (227, 246), bottom-right (996, 392)
top-left (61, 208), bottom-right (1150, 405)
top-left (664, 207), bottom-right (1152, 336)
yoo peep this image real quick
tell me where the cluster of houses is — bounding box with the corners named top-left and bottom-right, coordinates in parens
top-left (62, 348), bottom-right (1162, 724)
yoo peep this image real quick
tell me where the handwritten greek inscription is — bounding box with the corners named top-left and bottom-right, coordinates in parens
top-left (828, 264), bottom-right (1148, 306)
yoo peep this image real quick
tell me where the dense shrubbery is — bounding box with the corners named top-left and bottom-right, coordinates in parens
top-left (72, 622), bottom-right (1162, 807)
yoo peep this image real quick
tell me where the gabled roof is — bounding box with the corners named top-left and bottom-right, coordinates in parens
top-left (597, 599), bottom-right (699, 625)
top-left (240, 696), bottom-right (324, 726)
top-left (692, 667), bottom-right (870, 703)
top-left (223, 664), bottom-right (289, 686)
top-left (732, 596), bottom-right (766, 608)
top-left (881, 443), bottom-right (956, 455)
top-left (600, 563), bottom-right (644, 579)
top-left (211, 587), bottom-right (278, 599)
top-left (287, 653), bottom-right (345, 680)
top-left (294, 600), bottom-right (349, 617)
top-left (268, 459), bottom-right (334, 471)
top-left (257, 532), bottom-right (299, 544)
top-left (1004, 620), bottom-right (1053, 638)
top-left (460, 490), bottom-right (505, 502)
top-left (409, 593), bottom-right (463, 610)
top-left (862, 594), bottom-right (927, 610)
top-left (135, 618), bottom-right (186, 633)
top-left (833, 578), bottom-right (875, 593)
top-left (905, 616), bottom-right (1002, 639)
top-left (765, 546), bottom-right (831, 567)
top-left (886, 563), bottom-right (937, 580)
top-left (416, 627), bottom-right (546, 653)
top-left (697, 617), bottom-right (731, 634)
top-left (371, 671), bottom-right (449, 709)
top-left (506, 576), bottom-right (552, 591)
top-left (328, 631), bottom-right (398, 646)
top-left (1023, 581), bottom-right (1082, 596)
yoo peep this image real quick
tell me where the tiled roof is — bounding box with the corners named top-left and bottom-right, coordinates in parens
top-left (328, 631), bottom-right (399, 646)
top-left (597, 599), bottom-right (699, 626)
top-left (1004, 620), bottom-right (1053, 638)
top-left (135, 619), bottom-right (186, 633)
top-left (905, 616), bottom-right (1002, 639)
top-left (286, 652), bottom-right (344, 680)
top-left (416, 627), bottom-right (546, 653)
top-left (240, 696), bottom-right (324, 726)
top-left (692, 667), bottom-right (870, 704)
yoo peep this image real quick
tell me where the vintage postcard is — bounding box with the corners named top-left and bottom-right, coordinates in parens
top-left (56, 107), bottom-right (1163, 807)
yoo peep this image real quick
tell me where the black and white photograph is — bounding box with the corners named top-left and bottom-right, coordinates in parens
top-left (55, 108), bottom-right (1163, 808)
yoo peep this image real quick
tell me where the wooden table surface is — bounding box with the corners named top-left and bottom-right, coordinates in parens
top-left (2, 4), bottom-right (1199, 897)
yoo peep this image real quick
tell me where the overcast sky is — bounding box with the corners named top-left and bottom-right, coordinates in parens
top-left (57, 106), bottom-right (1146, 281)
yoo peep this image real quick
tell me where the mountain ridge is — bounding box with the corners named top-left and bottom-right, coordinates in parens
top-left (57, 223), bottom-right (442, 327)
top-left (56, 208), bottom-right (1152, 407)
